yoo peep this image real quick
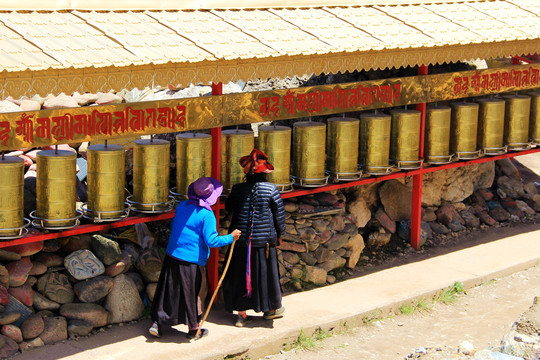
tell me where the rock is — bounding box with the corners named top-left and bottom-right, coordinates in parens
top-left (8, 285), bottom-right (34, 306)
top-left (300, 196), bottom-right (318, 206)
top-left (36, 272), bottom-right (74, 304)
top-left (420, 221), bottom-right (433, 243)
top-left (104, 261), bottom-right (127, 277)
top-left (515, 200), bottom-right (535, 215)
top-left (459, 210), bottom-right (480, 229)
top-left (421, 208), bottom-right (437, 222)
top-left (343, 234), bottom-right (365, 268)
top-left (477, 210), bottom-right (498, 226)
top-left (314, 247), bottom-right (330, 263)
top-left (497, 176), bottom-right (525, 199)
top-left (325, 232), bottom-right (350, 251)
top-left (0, 285), bottom-right (9, 307)
top-left (329, 215), bottom-right (345, 232)
top-left (19, 336), bottom-right (45, 352)
top-left (496, 158), bottom-right (520, 179)
top-left (91, 235), bottom-right (122, 266)
top-left (40, 316), bottom-right (68, 345)
top-left (59, 303), bottom-right (110, 328)
top-left (285, 224), bottom-right (297, 235)
top-left (64, 249), bottom-right (105, 280)
top-left (375, 208), bottom-right (396, 233)
top-left (430, 222), bottom-right (450, 234)
top-left (25, 276), bottom-right (37, 287)
top-left (146, 283), bottom-right (157, 303)
top-left (0, 334), bottom-right (19, 358)
top-left (62, 235), bottom-right (92, 253)
top-left (447, 218), bottom-right (465, 232)
top-left (6, 257), bottom-right (33, 287)
top-left (344, 183), bottom-right (379, 208)
top-left (37, 310), bottom-right (54, 318)
top-left (298, 252), bottom-right (317, 266)
top-left (67, 319), bottom-right (93, 338)
top-left (290, 268), bottom-right (303, 280)
top-left (326, 275), bottom-right (336, 284)
top-left (397, 220), bottom-right (411, 241)
top-left (42, 239), bottom-right (62, 253)
top-left (347, 197), bottom-right (371, 228)
top-left (33, 292), bottom-right (61, 311)
top-left (368, 228), bottom-right (392, 247)
top-left (458, 340), bottom-right (475, 355)
top-left (0, 312), bottom-right (21, 325)
top-left (314, 192), bottom-right (338, 206)
top-left (3, 242), bottom-right (43, 256)
top-left (312, 219), bottom-right (328, 233)
top-left (297, 204), bottom-right (315, 214)
top-left (0, 266), bottom-right (8, 289)
top-left (33, 252), bottom-right (64, 267)
top-left (318, 230), bottom-right (333, 244)
top-left (0, 250), bottom-right (21, 262)
top-left (303, 266), bottom-right (327, 285)
top-left (74, 276), bottom-right (114, 303)
top-left (279, 241), bottom-right (306, 253)
top-left (380, 180), bottom-right (412, 221)
top-left (489, 206), bottom-right (511, 222)
top-left (436, 204), bottom-right (465, 226)
top-left (125, 272), bottom-right (145, 293)
top-left (320, 253), bottom-right (346, 272)
top-left (1, 325), bottom-right (22, 343)
top-left (283, 202), bottom-right (298, 212)
top-left (135, 247), bottom-right (164, 283)
top-left (523, 182), bottom-right (537, 195)
top-left (104, 274), bottom-right (144, 324)
top-left (476, 188), bottom-right (495, 201)
top-left (282, 252), bottom-right (300, 265)
top-left (298, 227), bottom-right (317, 242)
top-left (20, 314), bottom-right (44, 340)
top-left (29, 262), bottom-right (47, 276)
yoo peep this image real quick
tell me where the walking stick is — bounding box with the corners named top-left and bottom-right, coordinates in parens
top-left (195, 238), bottom-right (237, 339)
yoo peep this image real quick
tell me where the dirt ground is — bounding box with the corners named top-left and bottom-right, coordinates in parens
top-left (268, 246), bottom-right (540, 360)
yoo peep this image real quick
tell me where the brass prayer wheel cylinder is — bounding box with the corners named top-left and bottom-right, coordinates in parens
top-left (326, 117), bottom-right (360, 178)
top-left (36, 150), bottom-right (77, 227)
top-left (476, 98), bottom-right (506, 154)
top-left (292, 122), bottom-right (327, 186)
top-left (176, 133), bottom-right (212, 197)
top-left (86, 144), bottom-right (126, 219)
top-left (450, 102), bottom-right (480, 156)
top-left (0, 157), bottom-right (24, 236)
top-left (390, 109), bottom-right (421, 165)
top-left (359, 113), bottom-right (391, 174)
top-left (256, 126), bottom-right (292, 188)
top-left (504, 95), bottom-right (531, 150)
top-left (530, 92), bottom-right (540, 144)
top-left (425, 106), bottom-right (452, 163)
top-left (221, 129), bottom-right (254, 191)
top-left (132, 139), bottom-right (170, 210)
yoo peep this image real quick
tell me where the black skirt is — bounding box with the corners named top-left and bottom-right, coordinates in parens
top-left (151, 254), bottom-right (201, 329)
top-left (223, 245), bottom-right (282, 313)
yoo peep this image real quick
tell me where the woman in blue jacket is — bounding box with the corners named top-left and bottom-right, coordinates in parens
top-left (149, 177), bottom-right (241, 340)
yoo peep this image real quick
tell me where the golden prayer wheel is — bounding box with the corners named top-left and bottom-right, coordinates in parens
top-left (292, 122), bottom-right (328, 187)
top-left (359, 113), bottom-right (392, 175)
top-left (476, 98), bottom-right (507, 155)
top-left (128, 139), bottom-right (173, 213)
top-left (424, 106), bottom-right (453, 164)
top-left (172, 132), bottom-right (212, 199)
top-left (504, 95), bottom-right (531, 150)
top-left (257, 126), bottom-right (293, 191)
top-left (529, 92), bottom-right (540, 145)
top-left (82, 144), bottom-right (129, 221)
top-left (326, 117), bottom-right (361, 181)
top-left (31, 150), bottom-right (80, 229)
top-left (221, 129), bottom-right (254, 192)
top-left (450, 102), bottom-right (482, 159)
top-left (0, 156), bottom-right (29, 238)
top-left (390, 109), bottom-right (422, 169)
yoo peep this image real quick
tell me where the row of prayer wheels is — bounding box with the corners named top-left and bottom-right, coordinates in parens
top-left (0, 92), bottom-right (538, 238)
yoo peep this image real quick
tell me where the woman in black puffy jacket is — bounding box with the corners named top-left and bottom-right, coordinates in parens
top-left (223, 149), bottom-right (286, 327)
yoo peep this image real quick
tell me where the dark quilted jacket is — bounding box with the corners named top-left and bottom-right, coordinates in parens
top-left (225, 181), bottom-right (286, 248)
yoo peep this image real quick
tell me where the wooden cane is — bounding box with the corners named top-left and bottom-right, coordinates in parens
top-left (194, 238), bottom-right (237, 339)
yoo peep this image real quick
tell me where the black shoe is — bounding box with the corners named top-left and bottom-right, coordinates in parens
top-left (235, 314), bottom-right (253, 327)
top-left (263, 306), bottom-right (285, 320)
top-left (186, 328), bottom-right (208, 340)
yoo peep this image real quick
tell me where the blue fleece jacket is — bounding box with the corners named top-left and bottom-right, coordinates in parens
top-left (166, 201), bottom-right (233, 266)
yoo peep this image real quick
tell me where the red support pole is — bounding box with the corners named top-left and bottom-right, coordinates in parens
top-left (410, 65), bottom-right (428, 250)
top-left (208, 82), bottom-right (223, 297)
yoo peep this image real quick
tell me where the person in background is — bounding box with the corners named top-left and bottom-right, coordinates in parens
top-left (149, 177), bottom-right (241, 340)
top-left (223, 149), bottom-right (286, 327)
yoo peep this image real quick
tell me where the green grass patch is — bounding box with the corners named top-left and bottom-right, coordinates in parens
top-left (434, 281), bottom-right (465, 304)
top-left (287, 328), bottom-right (333, 351)
top-left (362, 310), bottom-right (384, 325)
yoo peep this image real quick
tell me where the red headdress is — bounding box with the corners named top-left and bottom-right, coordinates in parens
top-left (239, 149), bottom-right (274, 174)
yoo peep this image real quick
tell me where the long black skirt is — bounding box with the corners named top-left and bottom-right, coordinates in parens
top-left (151, 254), bottom-right (201, 329)
top-left (223, 245), bottom-right (282, 313)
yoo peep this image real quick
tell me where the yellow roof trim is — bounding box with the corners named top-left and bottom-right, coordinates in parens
top-left (2, 39), bottom-right (538, 98)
